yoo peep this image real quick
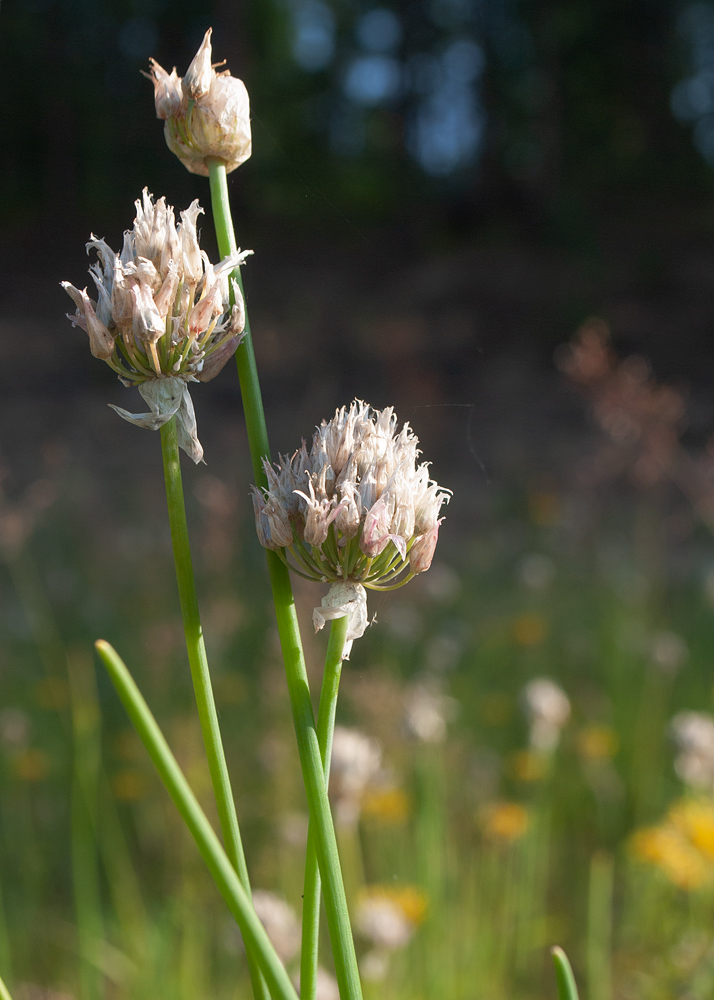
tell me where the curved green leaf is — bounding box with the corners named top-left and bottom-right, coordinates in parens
top-left (551, 946), bottom-right (580, 1000)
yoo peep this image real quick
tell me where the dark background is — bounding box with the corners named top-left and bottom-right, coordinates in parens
top-left (3, 0), bottom-right (714, 492)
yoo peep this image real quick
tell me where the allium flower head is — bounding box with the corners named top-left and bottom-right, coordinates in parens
top-left (251, 400), bottom-right (450, 589)
top-left (146, 28), bottom-right (251, 176)
top-left (62, 189), bottom-right (250, 462)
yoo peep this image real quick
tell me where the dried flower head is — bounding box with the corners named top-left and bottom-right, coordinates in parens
top-left (62, 189), bottom-right (250, 462)
top-left (146, 28), bottom-right (251, 176)
top-left (251, 400), bottom-right (450, 589)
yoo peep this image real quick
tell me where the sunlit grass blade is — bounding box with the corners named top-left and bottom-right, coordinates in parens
top-left (0, 974), bottom-right (12, 1000)
top-left (551, 946), bottom-right (580, 1000)
top-left (95, 639), bottom-right (299, 1000)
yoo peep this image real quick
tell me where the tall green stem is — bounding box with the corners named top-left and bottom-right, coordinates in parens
top-left (207, 158), bottom-right (363, 1000)
top-left (159, 417), bottom-right (268, 1000)
top-left (301, 616), bottom-right (349, 1000)
top-left (95, 641), bottom-right (298, 1000)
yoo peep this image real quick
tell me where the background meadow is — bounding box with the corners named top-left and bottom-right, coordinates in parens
top-left (5, 0), bottom-right (714, 997)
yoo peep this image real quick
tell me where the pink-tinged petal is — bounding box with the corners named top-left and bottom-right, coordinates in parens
top-left (360, 496), bottom-right (391, 557)
top-left (409, 519), bottom-right (443, 574)
top-left (182, 28), bottom-right (214, 100)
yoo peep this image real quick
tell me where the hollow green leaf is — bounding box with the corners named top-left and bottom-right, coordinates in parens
top-left (551, 946), bottom-right (580, 1000)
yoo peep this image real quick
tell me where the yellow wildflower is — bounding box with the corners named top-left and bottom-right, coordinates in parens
top-left (630, 825), bottom-right (710, 891)
top-left (577, 724), bottom-right (618, 761)
top-left (509, 749), bottom-right (547, 782)
top-left (14, 749), bottom-right (49, 782)
top-left (669, 798), bottom-right (714, 859)
top-left (480, 801), bottom-right (530, 842)
top-left (513, 614), bottom-right (548, 647)
top-left (361, 787), bottom-right (411, 823)
top-left (112, 769), bottom-right (149, 802)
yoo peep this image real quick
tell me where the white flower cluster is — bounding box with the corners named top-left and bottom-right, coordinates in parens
top-left (62, 189), bottom-right (250, 462)
top-left (329, 725), bottom-right (382, 826)
top-left (147, 28), bottom-right (251, 176)
top-left (251, 401), bottom-right (450, 590)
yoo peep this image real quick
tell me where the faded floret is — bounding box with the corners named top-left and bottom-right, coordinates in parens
top-left (251, 400), bottom-right (450, 591)
top-left (62, 188), bottom-right (251, 462)
top-left (146, 28), bottom-right (251, 176)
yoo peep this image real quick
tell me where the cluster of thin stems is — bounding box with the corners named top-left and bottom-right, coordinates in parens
top-left (91, 154), bottom-right (363, 1000)
top-left (278, 523), bottom-right (415, 591)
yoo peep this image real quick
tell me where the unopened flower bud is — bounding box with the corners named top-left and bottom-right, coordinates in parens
top-left (147, 60), bottom-right (182, 119)
top-left (182, 28), bottom-right (214, 100)
top-left (147, 29), bottom-right (252, 176)
top-left (409, 520), bottom-right (442, 574)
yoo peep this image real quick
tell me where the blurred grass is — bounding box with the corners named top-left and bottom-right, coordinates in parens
top-left (1, 446), bottom-right (714, 999)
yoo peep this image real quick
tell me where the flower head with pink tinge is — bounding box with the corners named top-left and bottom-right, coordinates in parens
top-left (62, 189), bottom-right (251, 462)
top-left (251, 401), bottom-right (450, 590)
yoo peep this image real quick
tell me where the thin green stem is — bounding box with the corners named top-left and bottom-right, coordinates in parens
top-left (159, 417), bottom-right (269, 1000)
top-left (68, 651), bottom-right (104, 1000)
top-left (301, 616), bottom-right (349, 1000)
top-left (95, 641), bottom-right (298, 1000)
top-left (207, 158), bottom-right (363, 1000)
top-left (0, 974), bottom-right (13, 1000)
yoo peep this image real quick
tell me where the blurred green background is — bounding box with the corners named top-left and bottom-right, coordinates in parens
top-left (5, 1), bottom-right (714, 998)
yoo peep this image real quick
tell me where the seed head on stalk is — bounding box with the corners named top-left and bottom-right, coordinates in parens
top-left (62, 189), bottom-right (251, 463)
top-left (146, 28), bottom-right (251, 176)
top-left (251, 401), bottom-right (450, 651)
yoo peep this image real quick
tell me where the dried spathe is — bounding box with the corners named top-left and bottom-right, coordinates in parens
top-left (62, 189), bottom-right (251, 462)
top-left (147, 28), bottom-right (252, 176)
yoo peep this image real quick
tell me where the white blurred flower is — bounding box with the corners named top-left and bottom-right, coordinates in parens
top-left (294, 968), bottom-right (340, 1000)
top-left (670, 711), bottom-right (714, 789)
top-left (650, 631), bottom-right (689, 675)
top-left (517, 553), bottom-right (555, 592)
top-left (404, 681), bottom-right (458, 743)
top-left (521, 677), bottom-right (571, 752)
top-left (356, 895), bottom-right (413, 950)
top-left (360, 949), bottom-right (391, 981)
top-left (252, 890), bottom-right (300, 963)
top-left (329, 725), bottom-right (382, 825)
top-left (0, 708), bottom-right (30, 749)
